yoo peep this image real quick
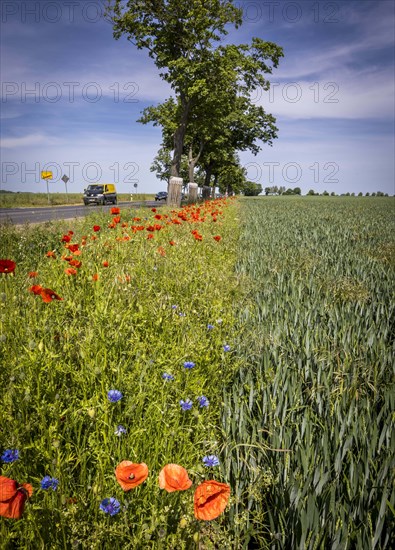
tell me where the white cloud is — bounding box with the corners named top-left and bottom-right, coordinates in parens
top-left (256, 69), bottom-right (395, 120)
top-left (0, 133), bottom-right (62, 148)
top-left (1, 42), bottom-right (172, 104)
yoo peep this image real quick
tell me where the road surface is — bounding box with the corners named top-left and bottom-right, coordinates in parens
top-left (0, 201), bottom-right (160, 225)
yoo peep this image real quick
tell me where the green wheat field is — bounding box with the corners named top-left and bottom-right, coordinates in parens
top-left (0, 196), bottom-right (394, 549)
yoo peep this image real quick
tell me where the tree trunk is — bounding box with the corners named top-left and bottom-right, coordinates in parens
top-left (171, 95), bottom-right (191, 178)
top-left (188, 182), bottom-right (198, 203)
top-left (212, 173), bottom-right (218, 198)
top-left (204, 164), bottom-right (212, 187)
top-left (167, 177), bottom-right (183, 207)
top-left (188, 145), bottom-right (194, 183)
top-left (202, 163), bottom-right (212, 199)
top-left (188, 141), bottom-right (204, 183)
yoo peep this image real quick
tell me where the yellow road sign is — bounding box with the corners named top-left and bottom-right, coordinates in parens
top-left (41, 171), bottom-right (53, 180)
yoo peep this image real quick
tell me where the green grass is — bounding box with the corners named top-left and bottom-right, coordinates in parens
top-left (0, 193), bottom-right (155, 208)
top-left (0, 199), bottom-right (240, 548)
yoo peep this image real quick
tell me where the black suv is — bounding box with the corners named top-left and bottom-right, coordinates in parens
top-left (155, 191), bottom-right (168, 201)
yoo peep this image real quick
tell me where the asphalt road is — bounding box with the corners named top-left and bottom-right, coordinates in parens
top-left (0, 201), bottom-right (160, 225)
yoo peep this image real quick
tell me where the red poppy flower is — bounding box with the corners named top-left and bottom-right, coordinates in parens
top-left (0, 259), bottom-right (16, 274)
top-left (157, 246), bottom-right (166, 256)
top-left (115, 461), bottom-right (148, 491)
top-left (72, 250), bottom-right (81, 256)
top-left (102, 261), bottom-right (109, 267)
top-left (110, 207), bottom-right (120, 215)
top-left (68, 231), bottom-right (74, 235)
top-left (213, 235), bottom-right (221, 242)
top-left (133, 217), bottom-right (141, 222)
top-left (28, 271), bottom-right (38, 278)
top-left (113, 216), bottom-right (121, 224)
top-left (0, 476), bottom-right (33, 519)
top-left (29, 284), bottom-right (43, 295)
top-left (158, 464), bottom-right (192, 493)
top-left (65, 268), bottom-right (77, 276)
top-left (66, 244), bottom-right (79, 253)
top-left (169, 241), bottom-right (176, 246)
top-left (92, 273), bottom-right (99, 281)
top-left (61, 234), bottom-right (71, 243)
top-left (46, 251), bottom-right (56, 258)
top-left (194, 233), bottom-right (203, 241)
top-left (147, 234), bottom-right (154, 240)
top-left (151, 208), bottom-right (157, 213)
top-left (40, 288), bottom-right (63, 303)
top-left (93, 225), bottom-right (101, 232)
top-left (194, 480), bottom-right (231, 521)
top-left (68, 259), bottom-right (82, 268)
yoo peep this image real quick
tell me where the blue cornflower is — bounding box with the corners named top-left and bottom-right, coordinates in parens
top-left (184, 361), bottom-right (195, 369)
top-left (179, 312), bottom-right (186, 317)
top-left (171, 305), bottom-right (178, 309)
top-left (223, 344), bottom-right (231, 352)
top-left (207, 324), bottom-right (214, 330)
top-left (179, 399), bottom-right (193, 411)
top-left (203, 455), bottom-right (220, 467)
top-left (100, 497), bottom-right (121, 516)
top-left (107, 390), bottom-right (123, 402)
top-left (197, 395), bottom-right (210, 408)
top-left (114, 425), bottom-right (127, 436)
top-left (51, 478), bottom-right (59, 490)
top-left (40, 476), bottom-right (59, 490)
top-left (162, 373), bottom-right (175, 381)
top-left (1, 449), bottom-right (19, 463)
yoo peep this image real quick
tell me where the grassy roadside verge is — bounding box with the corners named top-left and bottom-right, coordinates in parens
top-left (0, 199), bottom-right (242, 548)
top-left (0, 193), bottom-right (155, 208)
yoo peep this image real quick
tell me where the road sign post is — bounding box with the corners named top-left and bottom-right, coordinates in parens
top-left (61, 175), bottom-right (70, 203)
top-left (41, 171), bottom-right (53, 204)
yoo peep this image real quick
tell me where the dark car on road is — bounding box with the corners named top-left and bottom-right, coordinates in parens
top-left (155, 191), bottom-right (168, 201)
top-left (83, 184), bottom-right (117, 205)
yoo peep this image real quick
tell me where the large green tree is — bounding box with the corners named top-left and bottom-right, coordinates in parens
top-left (139, 50), bottom-right (281, 189)
top-left (106, 0), bottom-right (242, 177)
top-left (106, 0), bottom-right (283, 181)
top-left (243, 181), bottom-right (263, 196)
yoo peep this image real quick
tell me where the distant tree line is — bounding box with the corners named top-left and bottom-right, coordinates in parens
top-left (262, 187), bottom-right (389, 197)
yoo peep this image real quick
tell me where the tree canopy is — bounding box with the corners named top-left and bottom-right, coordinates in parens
top-left (106, 0), bottom-right (283, 195)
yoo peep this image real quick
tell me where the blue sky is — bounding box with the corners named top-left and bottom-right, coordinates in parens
top-left (1, 0), bottom-right (394, 195)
